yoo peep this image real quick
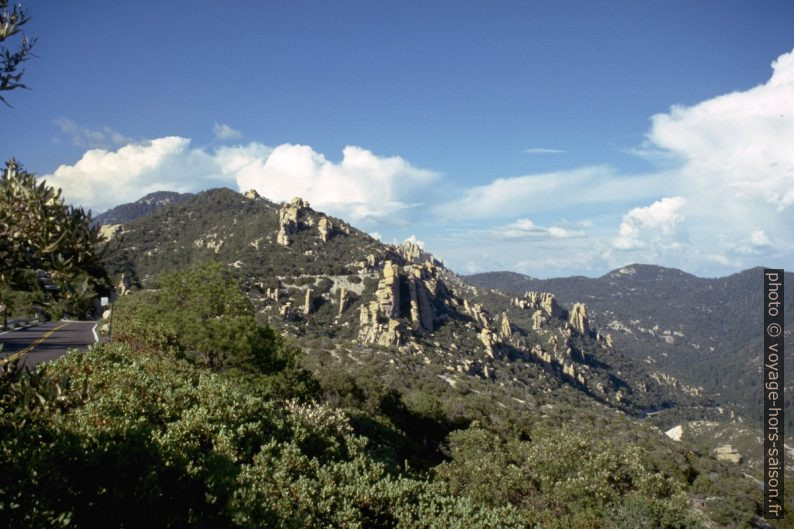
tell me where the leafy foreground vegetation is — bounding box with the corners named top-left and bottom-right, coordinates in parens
top-left (0, 263), bottom-right (781, 527)
top-left (0, 160), bottom-right (109, 323)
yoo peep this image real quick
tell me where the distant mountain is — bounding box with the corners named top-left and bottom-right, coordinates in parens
top-left (92, 191), bottom-right (193, 226)
top-left (466, 264), bottom-right (794, 427)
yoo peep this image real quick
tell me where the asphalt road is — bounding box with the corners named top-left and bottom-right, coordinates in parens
top-left (0, 321), bottom-right (98, 369)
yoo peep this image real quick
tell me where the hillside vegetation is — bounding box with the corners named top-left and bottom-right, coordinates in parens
top-left (1, 262), bottom-right (777, 528)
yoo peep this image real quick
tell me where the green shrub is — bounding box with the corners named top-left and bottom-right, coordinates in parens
top-left (0, 344), bottom-right (522, 529)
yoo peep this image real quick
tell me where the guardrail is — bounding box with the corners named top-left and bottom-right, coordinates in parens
top-left (1, 317), bottom-right (41, 331)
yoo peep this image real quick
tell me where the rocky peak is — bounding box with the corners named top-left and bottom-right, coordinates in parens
top-left (359, 260), bottom-right (403, 346)
top-left (513, 291), bottom-right (563, 319)
top-left (317, 217), bottom-right (333, 243)
top-left (500, 313), bottom-right (512, 338)
top-left (303, 288), bottom-right (314, 315)
top-left (568, 302), bottom-right (591, 336)
top-left (338, 288), bottom-right (349, 316)
top-left (276, 197), bottom-right (310, 246)
top-left (244, 189), bottom-right (260, 200)
top-left (399, 239), bottom-right (423, 262)
top-left (396, 238), bottom-right (445, 269)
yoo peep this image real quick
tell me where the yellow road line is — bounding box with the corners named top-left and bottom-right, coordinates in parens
top-left (0, 322), bottom-right (69, 366)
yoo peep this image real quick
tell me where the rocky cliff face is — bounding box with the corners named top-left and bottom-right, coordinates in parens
top-left (568, 302), bottom-right (591, 336)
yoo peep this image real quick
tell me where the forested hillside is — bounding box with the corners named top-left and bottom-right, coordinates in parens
top-left (466, 265), bottom-right (794, 428)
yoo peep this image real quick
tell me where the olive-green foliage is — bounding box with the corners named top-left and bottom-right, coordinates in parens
top-left (0, 160), bottom-right (108, 320)
top-left (435, 426), bottom-right (705, 529)
top-left (114, 261), bottom-right (270, 368)
top-left (0, 0), bottom-right (35, 106)
top-left (1, 261), bottom-right (771, 528)
top-left (112, 261), bottom-right (320, 401)
top-left (0, 344), bottom-right (523, 528)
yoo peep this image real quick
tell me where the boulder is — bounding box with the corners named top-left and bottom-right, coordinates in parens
top-left (665, 425), bottom-right (684, 441)
top-left (338, 288), bottom-right (349, 316)
top-left (540, 293), bottom-right (562, 318)
top-left (479, 328), bottom-right (498, 358)
top-left (279, 302), bottom-right (296, 321)
top-left (117, 274), bottom-right (132, 296)
top-left (303, 288), bottom-right (313, 315)
top-left (99, 224), bottom-right (123, 241)
top-left (714, 445), bottom-right (743, 464)
top-left (317, 216), bottom-right (333, 243)
top-left (531, 309), bottom-right (547, 331)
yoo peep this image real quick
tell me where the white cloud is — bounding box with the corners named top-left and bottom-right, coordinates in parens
top-left (435, 166), bottom-right (671, 221)
top-left (440, 48), bottom-right (794, 276)
top-left (612, 197), bottom-right (686, 250)
top-left (647, 49), bottom-right (794, 212)
top-left (54, 118), bottom-right (134, 150)
top-left (234, 144), bottom-right (439, 224)
top-left (43, 139), bottom-right (439, 226)
top-left (44, 137), bottom-right (228, 212)
top-left (524, 147), bottom-right (565, 154)
top-left (214, 122), bottom-right (242, 140)
top-left (403, 235), bottom-right (425, 248)
top-left (40, 49), bottom-right (794, 278)
top-left (498, 218), bottom-right (585, 240)
top-left (750, 228), bottom-right (770, 247)
top-left (722, 227), bottom-right (773, 256)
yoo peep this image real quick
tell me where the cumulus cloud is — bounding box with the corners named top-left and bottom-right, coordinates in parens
top-left (54, 118), bottom-right (134, 150)
top-left (214, 122), bottom-right (242, 140)
top-left (722, 227), bottom-right (773, 256)
top-left (43, 139), bottom-right (439, 226)
top-left (44, 137), bottom-right (225, 212)
top-left (612, 197), bottom-right (686, 250)
top-left (647, 49), bottom-right (794, 211)
top-left (233, 144), bottom-right (439, 224)
top-left (439, 48), bottom-right (794, 275)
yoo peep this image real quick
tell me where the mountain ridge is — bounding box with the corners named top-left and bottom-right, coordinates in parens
top-left (465, 266), bottom-right (793, 428)
top-left (100, 187), bottom-right (713, 422)
top-left (92, 190), bottom-right (194, 226)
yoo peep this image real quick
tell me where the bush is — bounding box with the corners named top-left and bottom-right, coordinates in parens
top-left (0, 343), bottom-right (523, 528)
top-left (114, 261), bottom-right (273, 370)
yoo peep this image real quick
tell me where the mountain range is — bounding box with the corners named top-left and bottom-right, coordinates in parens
top-left (466, 265), bottom-right (794, 429)
top-left (91, 187), bottom-right (791, 525)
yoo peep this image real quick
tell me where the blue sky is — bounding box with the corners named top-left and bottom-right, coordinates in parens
top-left (2, 1), bottom-right (793, 278)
